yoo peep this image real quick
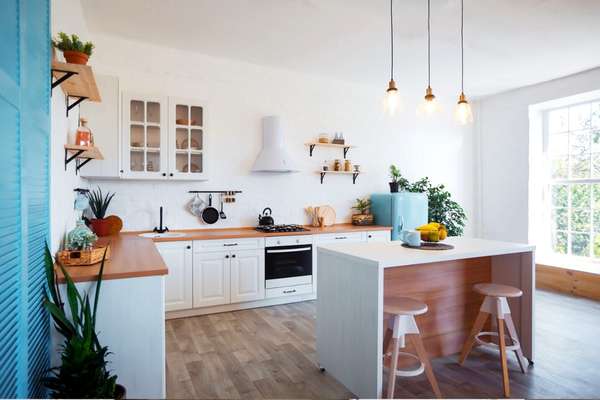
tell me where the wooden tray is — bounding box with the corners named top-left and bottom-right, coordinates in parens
top-left (57, 245), bottom-right (111, 266)
top-left (402, 242), bottom-right (454, 250)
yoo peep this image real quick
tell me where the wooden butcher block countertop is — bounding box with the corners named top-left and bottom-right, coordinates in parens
top-left (57, 224), bottom-right (391, 283)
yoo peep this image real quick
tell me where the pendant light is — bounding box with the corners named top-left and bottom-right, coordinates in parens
top-left (454, 0), bottom-right (473, 125)
top-left (383, 0), bottom-right (400, 116)
top-left (417, 0), bottom-right (441, 116)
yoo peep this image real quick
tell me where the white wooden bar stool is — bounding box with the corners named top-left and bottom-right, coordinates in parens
top-left (383, 296), bottom-right (441, 399)
top-left (459, 283), bottom-right (528, 397)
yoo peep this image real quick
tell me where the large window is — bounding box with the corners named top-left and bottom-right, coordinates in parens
top-left (547, 100), bottom-right (600, 259)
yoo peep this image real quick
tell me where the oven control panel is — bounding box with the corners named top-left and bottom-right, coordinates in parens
top-left (265, 235), bottom-right (313, 247)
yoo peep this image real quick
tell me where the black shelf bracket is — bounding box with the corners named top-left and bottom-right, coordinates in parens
top-left (65, 95), bottom-right (87, 117)
top-left (320, 172), bottom-right (326, 184)
top-left (352, 172), bottom-right (359, 184)
top-left (64, 148), bottom-right (93, 175)
top-left (51, 68), bottom-right (78, 92)
top-left (309, 144), bottom-right (316, 157)
top-left (344, 146), bottom-right (350, 159)
top-left (308, 143), bottom-right (351, 159)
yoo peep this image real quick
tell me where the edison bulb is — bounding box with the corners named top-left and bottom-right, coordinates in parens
top-left (454, 93), bottom-right (473, 125)
top-left (383, 79), bottom-right (401, 116)
top-left (417, 87), bottom-right (442, 116)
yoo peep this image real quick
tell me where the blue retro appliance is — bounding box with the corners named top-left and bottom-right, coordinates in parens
top-left (370, 193), bottom-right (428, 241)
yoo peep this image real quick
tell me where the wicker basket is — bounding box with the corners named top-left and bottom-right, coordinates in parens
top-left (57, 245), bottom-right (111, 266)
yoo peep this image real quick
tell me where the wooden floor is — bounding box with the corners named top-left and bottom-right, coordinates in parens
top-left (166, 290), bottom-right (600, 399)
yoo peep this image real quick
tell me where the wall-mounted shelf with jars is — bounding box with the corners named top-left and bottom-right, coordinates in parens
top-left (318, 170), bottom-right (360, 184)
top-left (305, 142), bottom-right (355, 159)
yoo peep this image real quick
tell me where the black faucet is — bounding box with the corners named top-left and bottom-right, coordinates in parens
top-left (153, 206), bottom-right (169, 233)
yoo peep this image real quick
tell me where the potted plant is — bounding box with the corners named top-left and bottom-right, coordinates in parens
top-left (351, 197), bottom-right (374, 225)
top-left (42, 245), bottom-right (126, 399)
top-left (87, 187), bottom-right (116, 237)
top-left (389, 165), bottom-right (409, 193)
top-left (52, 32), bottom-right (94, 65)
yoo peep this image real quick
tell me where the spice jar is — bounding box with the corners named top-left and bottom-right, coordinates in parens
top-left (344, 159), bottom-right (352, 172)
top-left (334, 159), bottom-right (342, 171)
top-left (322, 160), bottom-right (329, 171)
top-left (75, 118), bottom-right (93, 147)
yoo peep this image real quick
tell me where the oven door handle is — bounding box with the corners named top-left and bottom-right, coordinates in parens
top-left (266, 247), bottom-right (312, 254)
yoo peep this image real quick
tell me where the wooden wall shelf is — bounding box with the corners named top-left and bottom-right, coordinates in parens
top-left (64, 144), bottom-right (104, 175)
top-left (306, 142), bottom-right (355, 159)
top-left (51, 61), bottom-right (101, 117)
top-left (318, 170), bottom-right (360, 184)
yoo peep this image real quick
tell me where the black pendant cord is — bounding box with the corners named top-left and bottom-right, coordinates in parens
top-left (460, 0), bottom-right (464, 93)
top-left (390, 0), bottom-right (394, 81)
top-left (427, 0), bottom-right (431, 88)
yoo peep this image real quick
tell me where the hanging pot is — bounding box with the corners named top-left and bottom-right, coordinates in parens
top-left (201, 194), bottom-right (219, 224)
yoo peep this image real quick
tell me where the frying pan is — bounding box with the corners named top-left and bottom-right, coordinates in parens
top-left (201, 194), bottom-right (220, 224)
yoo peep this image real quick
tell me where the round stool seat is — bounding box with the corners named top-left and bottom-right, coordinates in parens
top-left (384, 296), bottom-right (428, 316)
top-left (473, 283), bottom-right (522, 298)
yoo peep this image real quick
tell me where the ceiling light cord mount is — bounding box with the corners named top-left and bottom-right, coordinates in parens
top-left (454, 0), bottom-right (473, 125)
top-left (383, 0), bottom-right (400, 116)
top-left (417, 0), bottom-right (441, 116)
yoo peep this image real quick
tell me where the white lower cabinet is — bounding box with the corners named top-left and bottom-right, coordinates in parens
top-left (193, 251), bottom-right (231, 307)
top-left (230, 249), bottom-right (265, 303)
top-left (156, 241), bottom-right (193, 311)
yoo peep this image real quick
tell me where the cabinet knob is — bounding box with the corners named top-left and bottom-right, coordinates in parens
top-left (231, 254), bottom-right (236, 258)
top-left (120, 169), bottom-right (124, 173)
top-left (162, 173), bottom-right (166, 177)
top-left (368, 235), bottom-right (372, 238)
top-left (186, 245), bottom-right (191, 249)
top-left (225, 255), bottom-right (229, 258)
top-left (296, 239), bottom-right (299, 243)
top-left (169, 173), bottom-right (174, 177)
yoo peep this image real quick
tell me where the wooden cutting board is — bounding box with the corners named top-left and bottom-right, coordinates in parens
top-left (318, 205), bottom-right (336, 226)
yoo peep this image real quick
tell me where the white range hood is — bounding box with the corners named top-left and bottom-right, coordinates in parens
top-left (251, 116), bottom-right (299, 173)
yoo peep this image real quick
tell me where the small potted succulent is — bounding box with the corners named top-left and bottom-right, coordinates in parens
top-left (52, 32), bottom-right (94, 65)
top-left (351, 197), bottom-right (374, 225)
top-left (87, 187), bottom-right (116, 237)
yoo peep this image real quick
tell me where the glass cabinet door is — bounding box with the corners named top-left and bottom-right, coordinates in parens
top-left (170, 98), bottom-right (207, 180)
top-left (122, 94), bottom-right (168, 179)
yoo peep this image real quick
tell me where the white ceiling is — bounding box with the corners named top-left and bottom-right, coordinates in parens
top-left (80, 0), bottom-right (600, 97)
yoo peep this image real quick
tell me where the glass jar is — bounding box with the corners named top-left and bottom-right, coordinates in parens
top-left (334, 159), bottom-right (342, 171)
top-left (344, 159), bottom-right (352, 172)
top-left (75, 118), bottom-right (93, 147)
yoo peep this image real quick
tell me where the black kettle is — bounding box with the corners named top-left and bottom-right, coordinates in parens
top-left (258, 207), bottom-right (274, 226)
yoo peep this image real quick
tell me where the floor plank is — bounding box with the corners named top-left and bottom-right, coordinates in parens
top-left (166, 290), bottom-right (600, 399)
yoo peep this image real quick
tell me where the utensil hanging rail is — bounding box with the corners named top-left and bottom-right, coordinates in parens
top-left (188, 190), bottom-right (243, 194)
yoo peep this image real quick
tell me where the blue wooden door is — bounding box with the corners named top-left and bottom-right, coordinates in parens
top-left (0, 0), bottom-right (50, 397)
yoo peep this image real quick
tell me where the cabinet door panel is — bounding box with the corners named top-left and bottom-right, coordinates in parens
top-left (230, 249), bottom-right (265, 303)
top-left (194, 252), bottom-right (230, 307)
top-left (366, 230), bottom-right (390, 243)
top-left (156, 242), bottom-right (192, 311)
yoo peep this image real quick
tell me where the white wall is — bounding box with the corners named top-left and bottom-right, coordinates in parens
top-left (81, 33), bottom-right (476, 234)
top-left (476, 67), bottom-right (600, 243)
top-left (50, 0), bottom-right (90, 252)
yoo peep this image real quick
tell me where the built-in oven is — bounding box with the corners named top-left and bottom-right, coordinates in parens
top-left (265, 241), bottom-right (313, 289)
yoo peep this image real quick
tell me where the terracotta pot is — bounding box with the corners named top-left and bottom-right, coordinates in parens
top-left (62, 50), bottom-right (89, 65)
top-left (90, 218), bottom-right (112, 237)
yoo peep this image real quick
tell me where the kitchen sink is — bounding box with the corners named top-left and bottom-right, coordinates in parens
top-left (138, 232), bottom-right (187, 239)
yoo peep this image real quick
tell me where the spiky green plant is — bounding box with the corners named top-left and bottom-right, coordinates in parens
top-left (352, 197), bottom-right (371, 215)
top-left (42, 244), bottom-right (118, 398)
top-left (87, 187), bottom-right (115, 220)
top-left (52, 32), bottom-right (95, 56)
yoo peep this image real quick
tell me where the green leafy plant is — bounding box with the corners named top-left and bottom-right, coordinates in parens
top-left (87, 187), bottom-right (115, 220)
top-left (52, 32), bottom-right (94, 56)
top-left (394, 172), bottom-right (467, 236)
top-left (42, 244), bottom-right (118, 398)
top-left (389, 164), bottom-right (409, 186)
top-left (352, 197), bottom-right (371, 215)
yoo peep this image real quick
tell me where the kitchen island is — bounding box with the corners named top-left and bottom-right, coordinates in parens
top-left (316, 237), bottom-right (535, 398)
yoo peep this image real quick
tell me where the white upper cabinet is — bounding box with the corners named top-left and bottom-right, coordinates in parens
top-left (80, 75), bottom-right (121, 179)
top-left (168, 98), bottom-right (208, 180)
top-left (121, 92), bottom-right (169, 179)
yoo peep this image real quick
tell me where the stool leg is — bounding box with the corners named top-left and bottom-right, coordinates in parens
top-left (504, 313), bottom-right (527, 374)
top-left (383, 325), bottom-right (393, 357)
top-left (386, 337), bottom-right (400, 399)
top-left (497, 317), bottom-right (510, 397)
top-left (459, 311), bottom-right (489, 365)
top-left (409, 334), bottom-right (442, 399)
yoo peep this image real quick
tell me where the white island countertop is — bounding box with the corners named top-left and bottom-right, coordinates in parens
top-left (317, 237), bottom-right (535, 268)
